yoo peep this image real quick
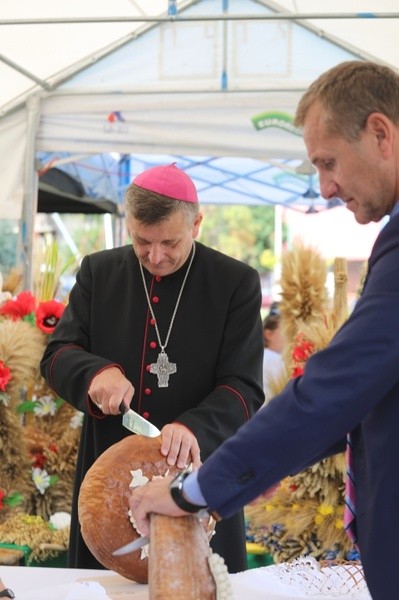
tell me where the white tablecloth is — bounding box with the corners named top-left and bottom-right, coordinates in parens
top-left (0, 559), bottom-right (372, 600)
top-left (0, 566), bottom-right (148, 600)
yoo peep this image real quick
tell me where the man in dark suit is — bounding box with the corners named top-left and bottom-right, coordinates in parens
top-left (129, 61), bottom-right (399, 600)
top-left (40, 163), bottom-right (264, 572)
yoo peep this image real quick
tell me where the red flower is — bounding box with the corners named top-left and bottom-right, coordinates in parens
top-left (291, 333), bottom-right (315, 379)
top-left (0, 291), bottom-right (36, 320)
top-left (0, 489), bottom-right (5, 510)
top-left (292, 338), bottom-right (314, 363)
top-left (292, 366), bottom-right (304, 379)
top-left (35, 300), bottom-right (65, 334)
top-left (48, 443), bottom-right (58, 454)
top-left (0, 360), bottom-right (12, 391)
top-left (32, 453), bottom-right (46, 469)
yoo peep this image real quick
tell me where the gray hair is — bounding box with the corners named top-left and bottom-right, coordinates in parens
top-left (124, 183), bottom-right (199, 225)
top-left (295, 60), bottom-right (399, 140)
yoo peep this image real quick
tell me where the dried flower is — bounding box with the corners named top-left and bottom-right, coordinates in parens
top-left (49, 511), bottom-right (71, 530)
top-left (33, 395), bottom-right (58, 416)
top-left (70, 412), bottom-right (84, 429)
top-left (32, 467), bottom-right (51, 495)
top-left (317, 503), bottom-right (334, 516)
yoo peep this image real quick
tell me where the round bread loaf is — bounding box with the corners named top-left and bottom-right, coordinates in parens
top-left (78, 434), bottom-right (179, 583)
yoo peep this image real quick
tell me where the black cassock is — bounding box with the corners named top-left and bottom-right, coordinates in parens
top-left (41, 241), bottom-right (264, 572)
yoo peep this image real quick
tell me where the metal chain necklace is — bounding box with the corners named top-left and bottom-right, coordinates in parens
top-left (139, 242), bottom-right (196, 388)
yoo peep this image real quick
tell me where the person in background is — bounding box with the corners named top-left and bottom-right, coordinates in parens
top-left (262, 302), bottom-right (285, 403)
top-left (40, 163), bottom-right (264, 573)
top-left (129, 61), bottom-right (399, 600)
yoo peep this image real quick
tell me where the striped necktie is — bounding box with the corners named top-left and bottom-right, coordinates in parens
top-left (344, 432), bottom-right (358, 545)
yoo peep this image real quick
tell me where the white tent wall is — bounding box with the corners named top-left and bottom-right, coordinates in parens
top-left (35, 0), bottom-right (359, 157)
top-left (1, 0), bottom-right (398, 288)
top-left (0, 109), bottom-right (28, 220)
top-left (36, 91), bottom-right (306, 157)
top-left (3, 0), bottom-right (361, 215)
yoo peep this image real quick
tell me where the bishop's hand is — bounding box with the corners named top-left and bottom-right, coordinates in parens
top-left (88, 366), bottom-right (135, 415)
top-left (160, 423), bottom-right (201, 469)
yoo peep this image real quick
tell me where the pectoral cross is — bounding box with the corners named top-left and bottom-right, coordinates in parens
top-left (150, 351), bottom-right (177, 388)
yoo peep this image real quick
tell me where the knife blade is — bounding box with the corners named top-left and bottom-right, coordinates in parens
top-left (119, 402), bottom-right (161, 437)
top-left (112, 535), bottom-right (150, 556)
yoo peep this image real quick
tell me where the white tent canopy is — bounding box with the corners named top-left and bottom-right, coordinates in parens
top-left (1, 0), bottom-right (399, 117)
top-left (1, 0), bottom-right (399, 286)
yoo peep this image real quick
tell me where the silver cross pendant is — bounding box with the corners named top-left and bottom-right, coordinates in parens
top-left (150, 351), bottom-right (177, 387)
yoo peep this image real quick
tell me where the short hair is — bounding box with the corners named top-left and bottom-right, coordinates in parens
top-left (294, 60), bottom-right (399, 140)
top-left (263, 313), bottom-right (280, 332)
top-left (124, 183), bottom-right (199, 225)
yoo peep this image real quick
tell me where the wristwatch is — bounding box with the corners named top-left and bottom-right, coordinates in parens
top-left (170, 470), bottom-right (207, 513)
top-left (0, 588), bottom-right (15, 599)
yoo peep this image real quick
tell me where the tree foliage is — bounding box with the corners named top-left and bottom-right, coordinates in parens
top-left (199, 204), bottom-right (282, 273)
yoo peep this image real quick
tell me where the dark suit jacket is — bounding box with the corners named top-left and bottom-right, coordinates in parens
top-left (40, 241), bottom-right (264, 571)
top-left (198, 213), bottom-right (399, 600)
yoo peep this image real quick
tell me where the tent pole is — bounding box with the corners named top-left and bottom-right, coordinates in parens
top-left (273, 204), bottom-right (283, 295)
top-left (21, 94), bottom-right (41, 292)
top-left (1, 12), bottom-right (398, 25)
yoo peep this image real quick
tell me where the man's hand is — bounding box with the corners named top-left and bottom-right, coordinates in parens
top-left (88, 367), bottom-right (134, 414)
top-left (129, 476), bottom-right (187, 537)
top-left (160, 423), bottom-right (201, 469)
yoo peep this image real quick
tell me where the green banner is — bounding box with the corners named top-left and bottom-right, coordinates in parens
top-left (251, 111), bottom-right (302, 137)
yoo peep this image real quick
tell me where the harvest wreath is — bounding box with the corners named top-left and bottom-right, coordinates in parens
top-left (245, 244), bottom-right (360, 565)
top-left (0, 265), bottom-right (82, 565)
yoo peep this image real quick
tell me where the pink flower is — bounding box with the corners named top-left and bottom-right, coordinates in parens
top-left (35, 300), bottom-right (65, 334)
top-left (0, 360), bottom-right (12, 391)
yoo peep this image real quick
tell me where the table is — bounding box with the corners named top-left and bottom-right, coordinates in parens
top-left (0, 558), bottom-right (372, 600)
top-left (0, 565), bottom-right (148, 599)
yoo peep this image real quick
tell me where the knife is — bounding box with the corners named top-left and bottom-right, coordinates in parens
top-left (112, 535), bottom-right (149, 556)
top-left (119, 402), bottom-right (161, 437)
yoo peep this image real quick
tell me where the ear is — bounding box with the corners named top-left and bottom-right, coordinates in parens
top-left (366, 112), bottom-right (394, 158)
top-left (192, 212), bottom-right (203, 238)
top-left (264, 329), bottom-right (273, 343)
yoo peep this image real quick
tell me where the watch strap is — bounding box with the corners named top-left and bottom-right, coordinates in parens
top-left (170, 471), bottom-right (207, 513)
